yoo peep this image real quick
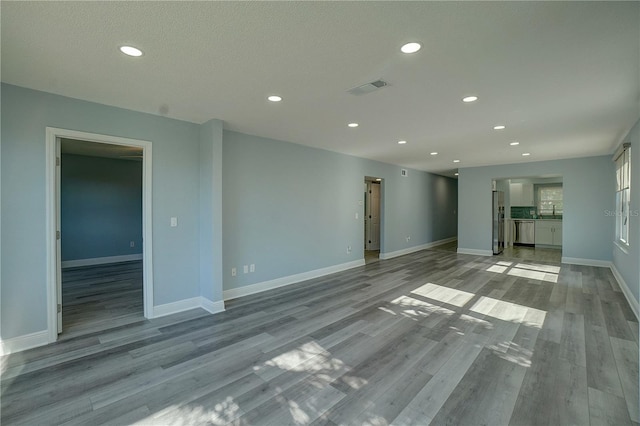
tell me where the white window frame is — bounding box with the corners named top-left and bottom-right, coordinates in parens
top-left (615, 144), bottom-right (631, 246)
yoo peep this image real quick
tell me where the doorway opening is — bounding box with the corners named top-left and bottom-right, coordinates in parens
top-left (364, 177), bottom-right (382, 264)
top-left (493, 175), bottom-right (563, 263)
top-left (46, 128), bottom-right (154, 343)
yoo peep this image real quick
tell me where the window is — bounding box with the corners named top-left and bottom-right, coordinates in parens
top-left (538, 186), bottom-right (563, 215)
top-left (615, 144), bottom-right (631, 245)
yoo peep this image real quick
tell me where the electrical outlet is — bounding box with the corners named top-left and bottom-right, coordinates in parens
top-left (406, 236), bottom-right (411, 242)
top-left (243, 265), bottom-right (249, 274)
top-left (130, 241), bottom-right (135, 247)
top-left (355, 212), bottom-right (359, 219)
top-left (231, 267), bottom-right (237, 277)
top-left (250, 264), bottom-right (255, 272)
top-left (347, 245), bottom-right (352, 253)
top-left (170, 217), bottom-right (178, 227)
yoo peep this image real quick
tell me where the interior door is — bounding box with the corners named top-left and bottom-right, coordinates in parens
top-left (56, 138), bottom-right (62, 333)
top-left (369, 183), bottom-right (380, 250)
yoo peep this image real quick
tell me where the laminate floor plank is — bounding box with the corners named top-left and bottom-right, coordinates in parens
top-left (559, 312), bottom-right (587, 367)
top-left (429, 347), bottom-right (527, 426)
top-left (589, 386), bottom-right (633, 425)
top-left (601, 299), bottom-right (636, 341)
top-left (610, 336), bottom-right (640, 422)
top-left (2, 249), bottom-right (638, 426)
top-left (585, 323), bottom-right (625, 397)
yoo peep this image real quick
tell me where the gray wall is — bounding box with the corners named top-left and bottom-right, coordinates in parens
top-left (1, 84), bottom-right (203, 339)
top-left (613, 118), bottom-right (639, 304)
top-left (1, 83), bottom-right (458, 341)
top-left (61, 154), bottom-right (142, 261)
top-left (222, 130), bottom-right (458, 290)
top-left (458, 156), bottom-right (614, 261)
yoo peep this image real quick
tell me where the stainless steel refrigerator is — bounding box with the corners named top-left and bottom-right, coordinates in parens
top-left (492, 190), bottom-right (505, 254)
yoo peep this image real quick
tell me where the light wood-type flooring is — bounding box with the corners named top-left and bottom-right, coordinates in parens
top-left (1, 248), bottom-right (638, 425)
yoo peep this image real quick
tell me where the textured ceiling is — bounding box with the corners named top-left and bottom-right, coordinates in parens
top-left (2, 2), bottom-right (639, 175)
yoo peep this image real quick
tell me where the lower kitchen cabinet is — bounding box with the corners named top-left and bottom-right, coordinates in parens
top-left (535, 220), bottom-right (562, 246)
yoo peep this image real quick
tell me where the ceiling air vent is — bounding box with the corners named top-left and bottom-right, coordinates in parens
top-left (348, 80), bottom-right (388, 96)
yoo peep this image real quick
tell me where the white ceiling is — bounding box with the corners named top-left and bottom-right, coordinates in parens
top-left (2, 2), bottom-right (639, 175)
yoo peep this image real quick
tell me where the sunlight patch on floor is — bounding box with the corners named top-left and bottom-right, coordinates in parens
top-left (486, 260), bottom-right (560, 283)
top-left (470, 296), bottom-right (546, 326)
top-left (508, 267), bottom-right (558, 283)
top-left (515, 263), bottom-right (561, 274)
top-left (137, 396), bottom-right (241, 425)
top-left (491, 342), bottom-right (533, 367)
top-left (288, 400), bottom-right (311, 424)
top-left (258, 341), bottom-right (344, 376)
top-left (410, 282), bottom-right (475, 307)
top-left (390, 295), bottom-right (455, 319)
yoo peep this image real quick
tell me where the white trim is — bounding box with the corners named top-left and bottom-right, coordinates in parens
top-left (561, 257), bottom-right (612, 267)
top-left (379, 237), bottom-right (458, 260)
top-left (614, 240), bottom-right (630, 255)
top-left (3, 297), bottom-right (224, 354)
top-left (456, 248), bottom-right (494, 256)
top-left (200, 297), bottom-right (226, 315)
top-left (152, 296), bottom-right (225, 319)
top-left (611, 263), bottom-right (639, 321)
top-left (223, 259), bottom-right (366, 300)
top-left (61, 254), bottom-right (143, 268)
top-left (46, 128), bottom-right (154, 344)
top-left (152, 297), bottom-right (201, 318)
top-left (0, 330), bottom-right (49, 356)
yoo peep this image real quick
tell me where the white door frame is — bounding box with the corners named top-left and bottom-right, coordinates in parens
top-left (364, 177), bottom-right (383, 252)
top-left (45, 127), bottom-right (154, 343)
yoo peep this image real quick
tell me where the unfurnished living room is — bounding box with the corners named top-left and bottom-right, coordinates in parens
top-left (1, 2), bottom-right (639, 425)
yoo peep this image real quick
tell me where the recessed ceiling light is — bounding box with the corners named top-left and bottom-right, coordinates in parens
top-left (454, 173), bottom-right (459, 176)
top-left (267, 95), bottom-right (282, 102)
top-left (430, 152), bottom-right (438, 156)
top-left (522, 152), bottom-right (531, 156)
top-left (510, 141), bottom-right (520, 146)
top-left (348, 123), bottom-right (359, 128)
top-left (400, 42), bottom-right (421, 54)
top-left (493, 125), bottom-right (506, 130)
top-left (462, 96), bottom-right (478, 103)
top-left (119, 45), bottom-right (143, 57)
top-left (453, 159), bottom-right (461, 163)
top-left (375, 178), bottom-right (382, 181)
top-left (398, 140), bottom-right (407, 145)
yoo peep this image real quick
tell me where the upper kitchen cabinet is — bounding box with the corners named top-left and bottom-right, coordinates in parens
top-left (510, 182), bottom-right (534, 206)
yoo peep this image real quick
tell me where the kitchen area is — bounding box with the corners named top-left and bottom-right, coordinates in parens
top-left (492, 176), bottom-right (563, 262)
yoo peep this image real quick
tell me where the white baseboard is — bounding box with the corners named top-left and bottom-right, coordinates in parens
top-left (62, 253), bottom-right (143, 268)
top-left (379, 237), bottom-right (457, 260)
top-left (152, 296), bottom-right (226, 318)
top-left (200, 297), bottom-right (226, 315)
top-left (0, 330), bottom-right (49, 356)
top-left (561, 257), bottom-right (612, 267)
top-left (610, 263), bottom-right (639, 321)
top-left (152, 297), bottom-right (201, 318)
top-left (223, 259), bottom-right (366, 300)
top-left (1, 297), bottom-right (225, 355)
top-left (457, 248), bottom-right (493, 256)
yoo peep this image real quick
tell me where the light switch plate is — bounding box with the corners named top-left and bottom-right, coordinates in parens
top-left (170, 217), bottom-right (178, 227)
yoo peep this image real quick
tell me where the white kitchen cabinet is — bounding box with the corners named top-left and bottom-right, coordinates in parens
top-left (510, 183), bottom-right (534, 206)
top-left (535, 220), bottom-right (562, 246)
